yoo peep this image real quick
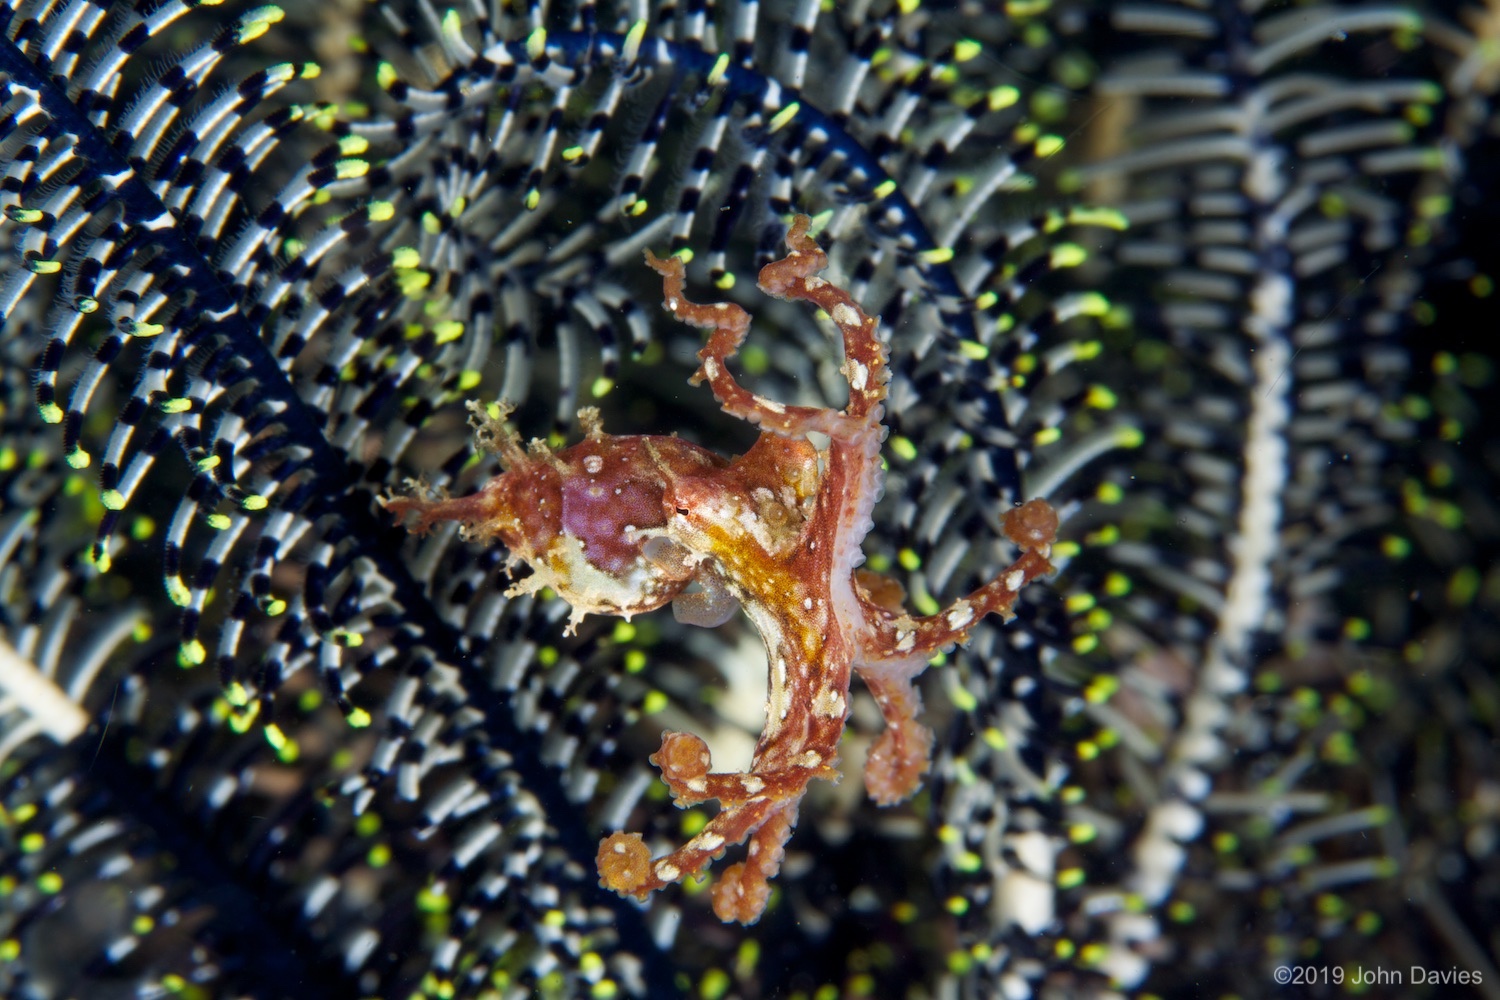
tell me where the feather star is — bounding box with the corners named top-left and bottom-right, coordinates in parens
top-left (383, 215), bottom-right (1059, 923)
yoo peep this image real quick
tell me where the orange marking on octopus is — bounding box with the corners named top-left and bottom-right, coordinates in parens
top-left (383, 216), bottom-right (1058, 924)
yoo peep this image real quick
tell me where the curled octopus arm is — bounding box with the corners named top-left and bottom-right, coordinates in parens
top-left (853, 498), bottom-right (1061, 804)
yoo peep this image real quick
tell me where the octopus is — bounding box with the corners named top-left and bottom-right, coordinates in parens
top-left (383, 216), bottom-right (1059, 924)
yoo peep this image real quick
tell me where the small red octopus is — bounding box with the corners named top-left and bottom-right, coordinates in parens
top-left (383, 216), bottom-right (1059, 924)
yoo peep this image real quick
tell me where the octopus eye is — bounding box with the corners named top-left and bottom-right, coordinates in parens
top-left (671, 575), bottom-right (739, 629)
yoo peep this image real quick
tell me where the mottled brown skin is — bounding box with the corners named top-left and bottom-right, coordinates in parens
top-left (382, 405), bottom-right (733, 633)
top-left (385, 217), bottom-right (1058, 924)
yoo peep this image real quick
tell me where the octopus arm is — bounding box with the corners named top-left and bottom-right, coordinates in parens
top-left (851, 498), bottom-right (1061, 804)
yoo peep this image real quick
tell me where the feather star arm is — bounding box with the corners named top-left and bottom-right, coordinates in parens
top-left (383, 216), bottom-right (1058, 924)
